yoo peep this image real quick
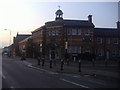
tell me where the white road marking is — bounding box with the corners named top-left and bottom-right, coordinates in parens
top-left (28, 65), bottom-right (59, 75)
top-left (48, 71), bottom-right (58, 75)
top-left (10, 86), bottom-right (15, 90)
top-left (73, 75), bottom-right (80, 78)
top-left (61, 79), bottom-right (89, 88)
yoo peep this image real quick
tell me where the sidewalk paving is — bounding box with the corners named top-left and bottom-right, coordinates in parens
top-left (14, 56), bottom-right (120, 82)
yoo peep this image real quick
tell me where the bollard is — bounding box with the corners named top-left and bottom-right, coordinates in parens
top-left (61, 59), bottom-right (64, 71)
top-left (105, 59), bottom-right (107, 67)
top-left (92, 59), bottom-right (95, 67)
top-left (50, 60), bottom-right (52, 68)
top-left (42, 58), bottom-right (44, 66)
top-left (54, 59), bottom-right (56, 66)
top-left (79, 60), bottom-right (81, 72)
top-left (37, 57), bottom-right (40, 65)
top-left (67, 59), bottom-right (69, 66)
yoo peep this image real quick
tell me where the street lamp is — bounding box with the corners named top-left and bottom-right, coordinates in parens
top-left (4, 29), bottom-right (12, 57)
top-left (4, 29), bottom-right (11, 46)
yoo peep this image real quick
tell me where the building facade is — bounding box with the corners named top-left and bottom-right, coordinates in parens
top-left (13, 33), bottom-right (31, 56)
top-left (20, 9), bottom-right (120, 61)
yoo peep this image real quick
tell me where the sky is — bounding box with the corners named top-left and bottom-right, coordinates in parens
top-left (0, 0), bottom-right (119, 48)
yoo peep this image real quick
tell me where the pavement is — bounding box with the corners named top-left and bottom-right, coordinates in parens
top-left (12, 56), bottom-right (120, 83)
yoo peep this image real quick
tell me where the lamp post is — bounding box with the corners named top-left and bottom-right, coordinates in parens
top-left (40, 43), bottom-right (44, 66)
top-left (4, 29), bottom-right (12, 57)
top-left (4, 29), bottom-right (11, 46)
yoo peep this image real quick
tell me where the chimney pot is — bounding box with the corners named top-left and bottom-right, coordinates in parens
top-left (88, 15), bottom-right (92, 23)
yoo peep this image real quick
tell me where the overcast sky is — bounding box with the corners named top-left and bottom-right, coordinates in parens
top-left (0, 0), bottom-right (119, 48)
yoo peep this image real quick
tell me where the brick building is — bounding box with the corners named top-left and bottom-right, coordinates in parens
top-left (18, 36), bottom-right (32, 58)
top-left (30, 9), bottom-right (120, 60)
top-left (13, 33), bottom-right (31, 56)
top-left (44, 9), bottom-right (95, 60)
top-left (31, 26), bottom-right (46, 58)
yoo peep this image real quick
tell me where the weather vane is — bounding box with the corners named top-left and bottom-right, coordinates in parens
top-left (58, 5), bottom-right (61, 9)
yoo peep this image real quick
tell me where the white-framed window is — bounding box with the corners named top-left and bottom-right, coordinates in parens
top-left (55, 30), bottom-right (59, 35)
top-left (78, 29), bottom-right (82, 35)
top-left (72, 29), bottom-right (77, 35)
top-left (97, 49), bottom-right (103, 56)
top-left (112, 50), bottom-right (117, 56)
top-left (96, 38), bottom-right (102, 44)
top-left (78, 46), bottom-right (82, 53)
top-left (116, 50), bottom-right (120, 56)
top-left (48, 31), bottom-right (52, 36)
top-left (52, 30), bottom-right (56, 36)
top-left (48, 30), bottom-right (59, 36)
top-left (67, 29), bottom-right (72, 35)
top-left (67, 46), bottom-right (81, 53)
top-left (113, 38), bottom-right (118, 44)
top-left (112, 50), bottom-right (120, 57)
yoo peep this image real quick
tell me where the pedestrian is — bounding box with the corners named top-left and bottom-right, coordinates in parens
top-left (21, 53), bottom-right (25, 61)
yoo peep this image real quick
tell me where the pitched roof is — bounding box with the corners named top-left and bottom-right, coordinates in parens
top-left (45, 19), bottom-right (94, 28)
top-left (63, 20), bottom-right (94, 27)
top-left (14, 34), bottom-right (31, 43)
top-left (94, 28), bottom-right (119, 37)
top-left (19, 36), bottom-right (32, 44)
top-left (31, 25), bottom-right (46, 33)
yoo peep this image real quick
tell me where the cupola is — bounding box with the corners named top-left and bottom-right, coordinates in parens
top-left (55, 7), bottom-right (63, 21)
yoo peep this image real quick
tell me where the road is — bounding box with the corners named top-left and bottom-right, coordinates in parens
top-left (0, 49), bottom-right (2, 90)
top-left (2, 56), bottom-right (119, 89)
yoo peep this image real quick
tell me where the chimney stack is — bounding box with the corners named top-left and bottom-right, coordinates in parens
top-left (117, 21), bottom-right (120, 29)
top-left (88, 15), bottom-right (92, 23)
